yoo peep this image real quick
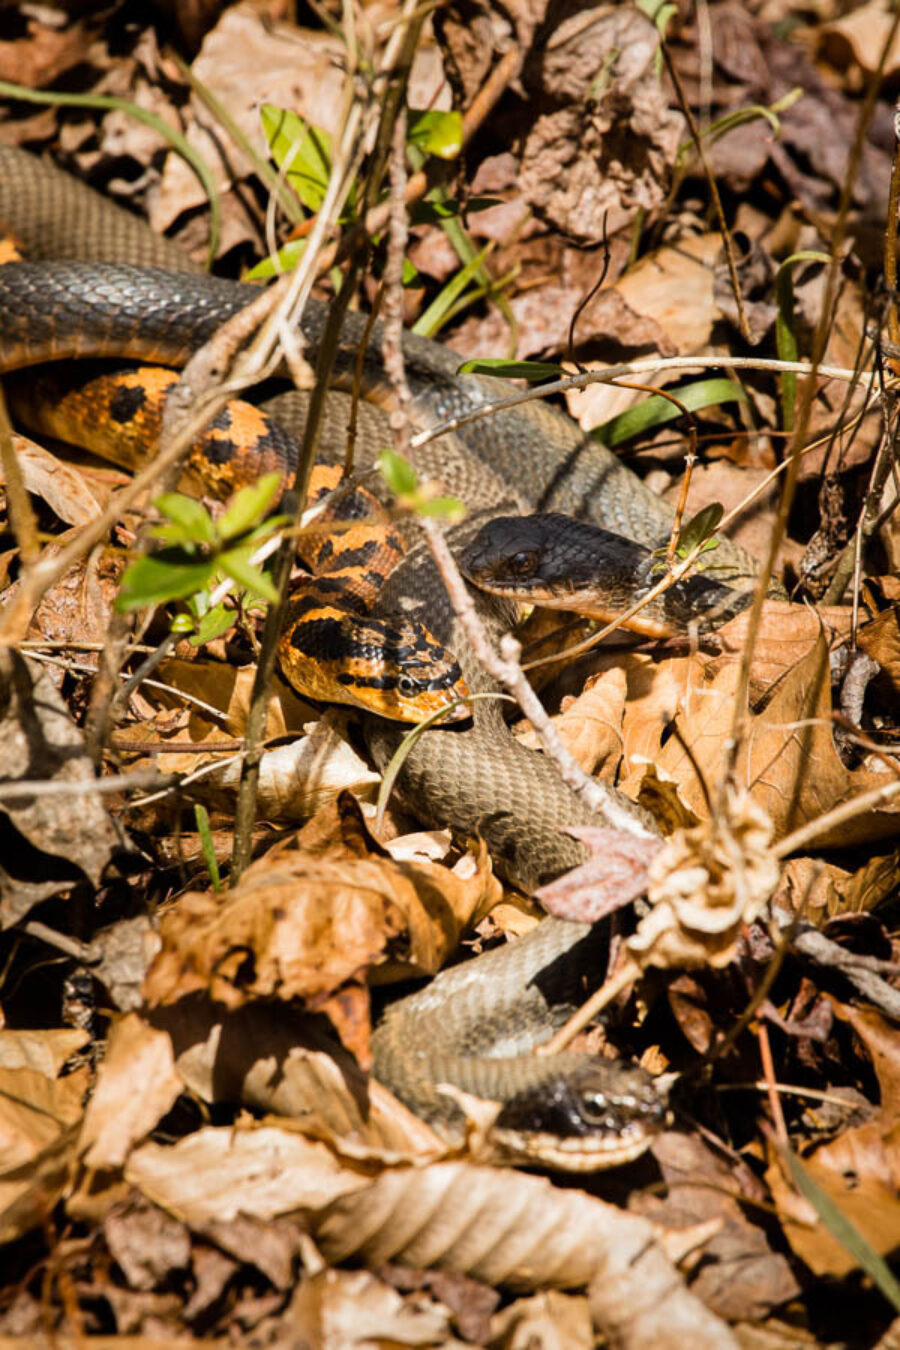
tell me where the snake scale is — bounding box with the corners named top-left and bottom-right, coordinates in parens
top-left (0, 144), bottom-right (764, 1165)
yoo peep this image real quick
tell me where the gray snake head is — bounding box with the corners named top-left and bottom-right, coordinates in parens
top-left (490, 1061), bottom-right (669, 1171)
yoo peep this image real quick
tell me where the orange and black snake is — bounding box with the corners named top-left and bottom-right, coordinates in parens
top-left (0, 143), bottom-right (766, 1166)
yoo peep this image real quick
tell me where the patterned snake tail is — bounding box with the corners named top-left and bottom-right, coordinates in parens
top-left (0, 145), bottom-right (766, 1166)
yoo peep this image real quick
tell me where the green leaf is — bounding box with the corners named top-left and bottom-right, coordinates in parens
top-left (219, 547), bottom-right (279, 604)
top-left (775, 251), bottom-right (830, 432)
top-left (782, 1145), bottom-right (900, 1314)
top-left (456, 357), bottom-right (564, 381)
top-left (416, 495), bottom-right (466, 521)
top-left (217, 472), bottom-right (283, 541)
top-left (411, 194), bottom-right (504, 226)
top-left (594, 378), bottom-right (747, 447)
top-left (677, 503), bottom-right (724, 555)
top-left (260, 104), bottom-right (333, 213)
top-left (194, 804), bottom-right (221, 892)
top-left (244, 238), bottom-right (308, 280)
top-left (169, 612), bottom-right (196, 634)
top-left (402, 256), bottom-right (420, 287)
top-left (191, 603), bottom-right (236, 646)
top-left (116, 552), bottom-right (216, 611)
top-left (408, 109), bottom-right (463, 159)
top-left (412, 239), bottom-right (493, 339)
top-left (378, 450), bottom-right (419, 497)
top-left (151, 493), bottom-right (216, 546)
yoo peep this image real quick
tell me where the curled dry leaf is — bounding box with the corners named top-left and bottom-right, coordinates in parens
top-left (0, 650), bottom-right (119, 925)
top-left (766, 1004), bottom-right (900, 1277)
top-left (536, 827), bottom-right (664, 924)
top-left (198, 718), bottom-right (379, 821)
top-left (126, 1125), bottom-right (367, 1227)
top-left (315, 1158), bottom-right (734, 1344)
top-left (0, 432), bottom-right (100, 525)
top-left (143, 812), bottom-right (500, 1064)
top-left (0, 1054), bottom-right (89, 1244)
top-left (150, 998), bottom-right (447, 1164)
top-left (289, 1268), bottom-right (452, 1348)
top-left (625, 787), bottom-right (779, 975)
top-left (517, 666), bottom-right (627, 779)
top-left (79, 1013), bottom-right (182, 1170)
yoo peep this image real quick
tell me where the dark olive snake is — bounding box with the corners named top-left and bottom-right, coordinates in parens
top-left (0, 144), bottom-right (767, 1166)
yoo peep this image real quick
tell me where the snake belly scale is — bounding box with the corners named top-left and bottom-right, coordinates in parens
top-left (0, 145), bottom-right (764, 1166)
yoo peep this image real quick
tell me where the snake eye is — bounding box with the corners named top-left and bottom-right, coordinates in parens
top-left (397, 674), bottom-right (417, 697)
top-left (509, 549), bottom-right (538, 578)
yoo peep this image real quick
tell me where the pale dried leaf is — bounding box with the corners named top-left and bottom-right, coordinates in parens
top-left (536, 828), bottom-right (664, 923)
top-left (126, 1125), bottom-right (367, 1225)
top-left (0, 433), bottom-right (101, 524)
top-left (289, 1268), bottom-right (453, 1347)
top-left (80, 1014), bottom-right (182, 1169)
top-left (0, 1028), bottom-right (89, 1077)
top-left (0, 650), bottom-right (118, 924)
top-left (150, 999), bottom-right (447, 1164)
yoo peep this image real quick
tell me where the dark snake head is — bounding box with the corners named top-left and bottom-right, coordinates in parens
top-left (490, 1060), bottom-right (669, 1171)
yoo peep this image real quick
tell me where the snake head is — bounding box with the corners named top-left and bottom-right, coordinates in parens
top-left (489, 1060), bottom-right (669, 1172)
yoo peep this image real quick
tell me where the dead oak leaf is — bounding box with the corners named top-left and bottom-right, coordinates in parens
top-left (143, 819), bottom-right (499, 1064)
top-left (766, 1005), bottom-right (900, 1277)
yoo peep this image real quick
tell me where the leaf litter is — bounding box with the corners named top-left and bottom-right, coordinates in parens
top-left (0, 0), bottom-right (900, 1344)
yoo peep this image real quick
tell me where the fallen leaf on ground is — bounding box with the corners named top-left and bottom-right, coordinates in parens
top-left (79, 1013), bottom-right (182, 1170)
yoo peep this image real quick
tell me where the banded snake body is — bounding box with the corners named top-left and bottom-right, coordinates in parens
top-left (0, 144), bottom-right (766, 1167)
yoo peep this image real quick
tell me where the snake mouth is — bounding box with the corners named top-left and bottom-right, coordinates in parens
top-left (488, 1120), bottom-right (663, 1171)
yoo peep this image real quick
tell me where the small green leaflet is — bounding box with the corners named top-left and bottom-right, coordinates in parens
top-left (217, 472), bottom-right (283, 541)
top-left (677, 503), bottom-right (724, 555)
top-left (594, 378), bottom-right (746, 447)
top-left (408, 109), bottom-right (463, 160)
top-left (116, 552), bottom-right (216, 610)
top-left (150, 493), bottom-right (216, 547)
top-left (260, 104), bottom-right (341, 215)
top-left (245, 238), bottom-right (308, 281)
top-left (455, 357), bottom-right (565, 381)
top-left (379, 450), bottom-right (419, 497)
top-left (218, 546), bottom-right (279, 604)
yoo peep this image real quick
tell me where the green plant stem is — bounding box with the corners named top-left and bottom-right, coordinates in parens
top-left (0, 80), bottom-right (221, 265)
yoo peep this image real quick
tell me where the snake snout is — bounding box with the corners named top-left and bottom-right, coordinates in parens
top-left (491, 1061), bottom-right (668, 1171)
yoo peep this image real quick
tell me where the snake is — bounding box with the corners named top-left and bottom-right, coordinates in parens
top-left (0, 144), bottom-right (766, 1167)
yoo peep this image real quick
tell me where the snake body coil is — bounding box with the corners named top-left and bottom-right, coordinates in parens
top-left (0, 146), bottom-right (764, 1164)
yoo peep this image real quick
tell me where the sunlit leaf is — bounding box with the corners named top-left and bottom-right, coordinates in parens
top-left (151, 493), bottom-right (215, 546)
top-left (456, 357), bottom-right (564, 381)
top-left (244, 238), bottom-right (308, 280)
top-left (260, 104), bottom-right (333, 213)
top-left (594, 378), bottom-right (746, 447)
top-left (217, 472), bottom-right (283, 541)
top-left (379, 450), bottom-right (419, 497)
top-left (408, 109), bottom-right (463, 159)
top-left (116, 552), bottom-right (216, 611)
top-left (219, 547), bottom-right (279, 604)
top-left (416, 495), bottom-right (466, 521)
top-left (191, 603), bottom-right (236, 646)
top-left (677, 503), bottom-right (724, 555)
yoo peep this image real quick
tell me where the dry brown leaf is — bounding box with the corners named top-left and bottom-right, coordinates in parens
top-left (518, 666), bottom-right (627, 778)
top-left (0, 650), bottom-right (118, 925)
top-left (314, 1158), bottom-right (736, 1345)
top-left (490, 1292), bottom-right (593, 1349)
top-left (0, 1028), bottom-right (89, 1076)
top-left (150, 998), bottom-right (446, 1164)
top-left (126, 1125), bottom-right (367, 1226)
top-left (197, 718), bottom-right (379, 820)
top-left (857, 603), bottom-right (900, 691)
top-left (143, 806), bottom-right (499, 1063)
top-left (766, 1005), bottom-right (900, 1277)
top-left (79, 1014), bottom-right (182, 1170)
top-left (818, 0), bottom-right (900, 75)
top-left (0, 433), bottom-right (101, 525)
top-left (632, 1132), bottom-right (800, 1321)
top-left (536, 827), bottom-right (664, 923)
top-left (616, 603), bottom-right (898, 848)
top-left (155, 658), bottom-right (313, 739)
top-left (0, 1062), bottom-right (89, 1244)
top-left (288, 1268), bottom-right (453, 1347)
